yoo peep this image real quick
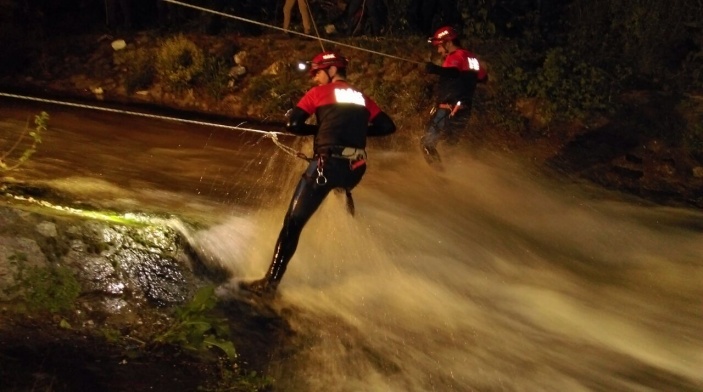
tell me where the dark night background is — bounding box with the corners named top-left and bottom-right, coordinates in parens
top-left (1, 2), bottom-right (703, 391)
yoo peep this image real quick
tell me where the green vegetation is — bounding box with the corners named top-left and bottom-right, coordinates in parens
top-left (457, 0), bottom-right (702, 145)
top-left (155, 35), bottom-right (206, 92)
top-left (119, 46), bottom-right (156, 94)
top-left (202, 362), bottom-right (274, 392)
top-left (680, 99), bottom-right (703, 157)
top-left (0, 111), bottom-right (48, 172)
top-left (121, 35), bottom-right (235, 100)
top-left (155, 285), bottom-right (236, 360)
top-left (153, 285), bottom-right (276, 390)
top-left (243, 68), bottom-right (309, 115)
top-left (8, 254), bottom-right (81, 313)
top-left (200, 56), bottom-right (234, 100)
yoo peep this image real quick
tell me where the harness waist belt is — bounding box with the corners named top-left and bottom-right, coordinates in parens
top-left (317, 146), bottom-right (367, 160)
top-left (438, 102), bottom-right (464, 117)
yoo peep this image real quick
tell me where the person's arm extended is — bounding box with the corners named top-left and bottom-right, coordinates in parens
top-left (426, 62), bottom-right (462, 78)
top-left (285, 107), bottom-right (318, 135)
top-left (367, 111), bottom-right (396, 137)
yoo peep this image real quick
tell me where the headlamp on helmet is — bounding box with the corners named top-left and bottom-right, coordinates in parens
top-left (428, 26), bottom-right (458, 46)
top-left (308, 51), bottom-right (348, 76)
top-left (297, 61), bottom-right (309, 72)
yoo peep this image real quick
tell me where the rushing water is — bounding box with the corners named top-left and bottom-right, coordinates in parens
top-left (2, 99), bottom-right (702, 391)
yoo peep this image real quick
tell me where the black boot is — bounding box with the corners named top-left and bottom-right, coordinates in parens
top-left (238, 277), bottom-right (278, 297)
top-left (238, 241), bottom-right (290, 297)
top-left (423, 146), bottom-right (441, 164)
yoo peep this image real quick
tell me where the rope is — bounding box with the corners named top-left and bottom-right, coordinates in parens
top-left (162, 0), bottom-right (423, 65)
top-left (266, 132), bottom-right (311, 161)
top-left (0, 92), bottom-right (284, 136)
top-left (0, 92), bottom-right (312, 160)
top-left (302, 0), bottom-right (325, 52)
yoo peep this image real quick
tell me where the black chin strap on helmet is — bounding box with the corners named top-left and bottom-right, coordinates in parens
top-left (322, 68), bottom-right (333, 82)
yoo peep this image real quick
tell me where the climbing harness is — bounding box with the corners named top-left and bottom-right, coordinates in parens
top-left (309, 147), bottom-right (363, 216)
top-left (427, 101), bottom-right (462, 129)
top-left (437, 101), bottom-right (462, 117)
top-left (315, 156), bottom-right (328, 185)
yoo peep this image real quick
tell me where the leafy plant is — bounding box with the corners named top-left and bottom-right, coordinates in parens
top-left (565, 0), bottom-right (699, 90)
top-left (155, 285), bottom-right (236, 360)
top-left (155, 35), bottom-right (205, 92)
top-left (682, 109), bottom-right (703, 156)
top-left (526, 47), bottom-right (612, 121)
top-left (202, 360), bottom-right (274, 392)
top-left (488, 43), bottom-right (613, 131)
top-left (199, 55), bottom-right (232, 100)
top-left (459, 0), bottom-right (497, 40)
top-left (121, 47), bottom-right (156, 94)
top-left (1, 111), bottom-right (48, 172)
top-left (243, 71), bottom-right (307, 115)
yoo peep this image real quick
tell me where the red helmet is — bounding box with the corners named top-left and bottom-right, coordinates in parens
top-left (428, 26), bottom-right (458, 45)
top-left (309, 51), bottom-right (348, 76)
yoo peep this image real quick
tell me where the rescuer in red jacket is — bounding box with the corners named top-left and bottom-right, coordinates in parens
top-left (239, 51), bottom-right (397, 297)
top-left (422, 26), bottom-right (487, 166)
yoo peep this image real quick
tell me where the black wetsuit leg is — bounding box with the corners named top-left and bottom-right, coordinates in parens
top-left (265, 157), bottom-right (366, 285)
top-left (444, 108), bottom-right (471, 145)
top-left (266, 159), bottom-right (332, 283)
top-left (240, 157), bottom-right (365, 296)
top-left (421, 108), bottom-right (450, 163)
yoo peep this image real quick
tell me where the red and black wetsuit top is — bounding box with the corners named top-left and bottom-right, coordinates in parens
top-left (430, 48), bottom-right (487, 105)
top-left (295, 80), bottom-right (383, 151)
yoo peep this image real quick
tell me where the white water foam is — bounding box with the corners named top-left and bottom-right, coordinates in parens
top-left (189, 149), bottom-right (703, 391)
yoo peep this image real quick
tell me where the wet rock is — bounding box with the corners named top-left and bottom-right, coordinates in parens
top-left (262, 61), bottom-right (286, 76)
top-left (230, 65), bottom-right (246, 77)
top-left (0, 203), bottom-right (202, 311)
top-left (36, 221), bottom-right (58, 237)
top-left (117, 250), bottom-right (190, 306)
top-left (111, 39), bottom-right (127, 51)
top-left (0, 236), bottom-right (47, 301)
top-left (233, 51), bottom-right (247, 65)
top-left (76, 254), bottom-right (124, 295)
top-left (693, 167), bottom-right (703, 178)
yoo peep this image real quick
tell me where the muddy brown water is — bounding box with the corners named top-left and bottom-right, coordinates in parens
top-left (2, 97), bottom-right (703, 391)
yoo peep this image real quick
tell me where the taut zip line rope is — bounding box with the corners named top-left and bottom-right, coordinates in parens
top-left (0, 92), bottom-right (308, 159)
top-left (162, 0), bottom-right (423, 65)
top-left (0, 92), bottom-right (307, 160)
top-left (0, 92), bottom-right (281, 136)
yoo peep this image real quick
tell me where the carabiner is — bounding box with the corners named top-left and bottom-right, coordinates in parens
top-left (316, 157), bottom-right (327, 186)
top-left (316, 166), bottom-right (327, 185)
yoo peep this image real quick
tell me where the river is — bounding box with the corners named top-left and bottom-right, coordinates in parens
top-left (2, 97), bottom-right (702, 391)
